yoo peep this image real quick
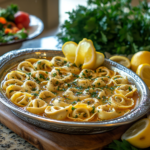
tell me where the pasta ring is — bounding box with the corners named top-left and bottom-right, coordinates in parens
top-left (115, 84), bottom-right (137, 97)
top-left (11, 92), bottom-right (33, 107)
top-left (32, 71), bottom-right (49, 82)
top-left (23, 80), bottom-right (40, 93)
top-left (26, 99), bottom-right (47, 114)
top-left (7, 71), bottom-right (29, 81)
top-left (74, 78), bottom-right (92, 88)
top-left (112, 75), bottom-right (128, 85)
top-left (92, 77), bottom-right (112, 87)
top-left (6, 85), bottom-right (25, 98)
top-left (96, 105), bottom-right (119, 120)
top-left (34, 59), bottom-right (52, 71)
top-left (50, 68), bottom-right (73, 82)
top-left (51, 56), bottom-right (67, 67)
top-left (79, 69), bottom-right (97, 79)
top-left (81, 98), bottom-right (100, 107)
top-left (45, 105), bottom-right (71, 120)
top-left (53, 97), bottom-right (71, 107)
top-left (39, 90), bottom-right (56, 102)
top-left (2, 79), bottom-right (23, 90)
top-left (63, 88), bottom-right (90, 100)
top-left (96, 66), bottom-right (111, 77)
top-left (111, 94), bottom-right (134, 109)
top-left (17, 61), bottom-right (34, 73)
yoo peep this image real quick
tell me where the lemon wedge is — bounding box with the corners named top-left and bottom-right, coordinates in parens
top-left (75, 38), bottom-right (96, 69)
top-left (109, 55), bottom-right (131, 68)
top-left (136, 63), bottom-right (150, 88)
top-left (62, 41), bottom-right (78, 63)
top-left (121, 118), bottom-right (150, 148)
top-left (93, 52), bottom-right (105, 70)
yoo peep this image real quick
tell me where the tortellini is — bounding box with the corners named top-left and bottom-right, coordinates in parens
top-left (39, 91), bottom-right (56, 102)
top-left (26, 99), bottom-right (47, 114)
top-left (63, 88), bottom-right (90, 100)
top-left (17, 61), bottom-right (34, 73)
top-left (111, 94), bottom-right (134, 109)
top-left (45, 105), bottom-right (71, 120)
top-left (112, 75), bottom-right (128, 85)
top-left (2, 57), bottom-right (139, 122)
top-left (33, 59), bottom-right (52, 71)
top-left (7, 71), bottom-right (29, 81)
top-left (79, 69), bottom-right (97, 79)
top-left (115, 85), bottom-right (137, 97)
top-left (96, 66), bottom-right (111, 77)
top-left (3, 79), bottom-right (23, 90)
top-left (6, 85), bottom-right (25, 98)
top-left (67, 103), bottom-right (96, 121)
top-left (51, 56), bottom-right (67, 67)
top-left (23, 80), bottom-right (40, 93)
top-left (11, 92), bottom-right (33, 107)
top-left (96, 105), bottom-right (119, 120)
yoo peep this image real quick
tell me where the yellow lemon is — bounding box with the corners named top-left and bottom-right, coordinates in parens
top-left (93, 52), bottom-right (105, 70)
top-left (75, 38), bottom-right (96, 69)
top-left (109, 55), bottom-right (131, 68)
top-left (121, 118), bottom-right (150, 149)
top-left (62, 41), bottom-right (78, 63)
top-left (131, 51), bottom-right (150, 72)
top-left (136, 63), bottom-right (150, 87)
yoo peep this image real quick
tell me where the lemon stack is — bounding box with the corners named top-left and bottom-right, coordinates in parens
top-left (62, 38), bottom-right (104, 70)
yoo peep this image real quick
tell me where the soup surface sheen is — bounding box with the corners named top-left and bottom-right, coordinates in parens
top-left (1, 56), bottom-right (139, 121)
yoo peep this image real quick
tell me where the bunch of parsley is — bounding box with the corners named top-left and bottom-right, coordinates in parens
top-left (104, 140), bottom-right (149, 150)
top-left (57, 0), bottom-right (150, 55)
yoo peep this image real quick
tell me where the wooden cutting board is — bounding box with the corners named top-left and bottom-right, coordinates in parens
top-left (0, 102), bottom-right (133, 150)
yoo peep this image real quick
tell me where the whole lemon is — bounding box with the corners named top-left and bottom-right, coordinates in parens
top-left (131, 51), bottom-right (150, 72)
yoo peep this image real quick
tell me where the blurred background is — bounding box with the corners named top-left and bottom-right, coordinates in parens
top-left (0, 0), bottom-right (147, 39)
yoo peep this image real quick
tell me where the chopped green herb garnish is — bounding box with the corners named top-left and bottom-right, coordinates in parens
top-left (53, 73), bottom-right (57, 77)
top-left (26, 72), bottom-right (31, 76)
top-left (72, 107), bottom-right (76, 110)
top-left (38, 61), bottom-right (41, 64)
top-left (91, 106), bottom-right (95, 114)
top-left (129, 86), bottom-right (132, 91)
top-left (31, 93), bottom-right (38, 96)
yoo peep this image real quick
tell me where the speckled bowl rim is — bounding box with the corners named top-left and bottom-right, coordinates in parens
top-left (0, 48), bottom-right (149, 128)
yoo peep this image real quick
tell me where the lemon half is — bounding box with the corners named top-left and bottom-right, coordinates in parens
top-left (121, 118), bottom-right (150, 148)
top-left (110, 55), bottom-right (131, 68)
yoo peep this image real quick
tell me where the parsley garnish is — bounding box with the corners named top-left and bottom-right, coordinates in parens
top-left (37, 61), bottom-right (41, 64)
top-left (31, 93), bottom-right (38, 96)
top-left (72, 107), bottom-right (76, 110)
top-left (26, 72), bottom-right (31, 76)
top-left (53, 73), bottom-right (57, 77)
top-left (39, 74), bottom-right (45, 79)
top-left (129, 86), bottom-right (132, 91)
top-left (9, 90), bottom-right (14, 93)
top-left (91, 106), bottom-right (95, 114)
